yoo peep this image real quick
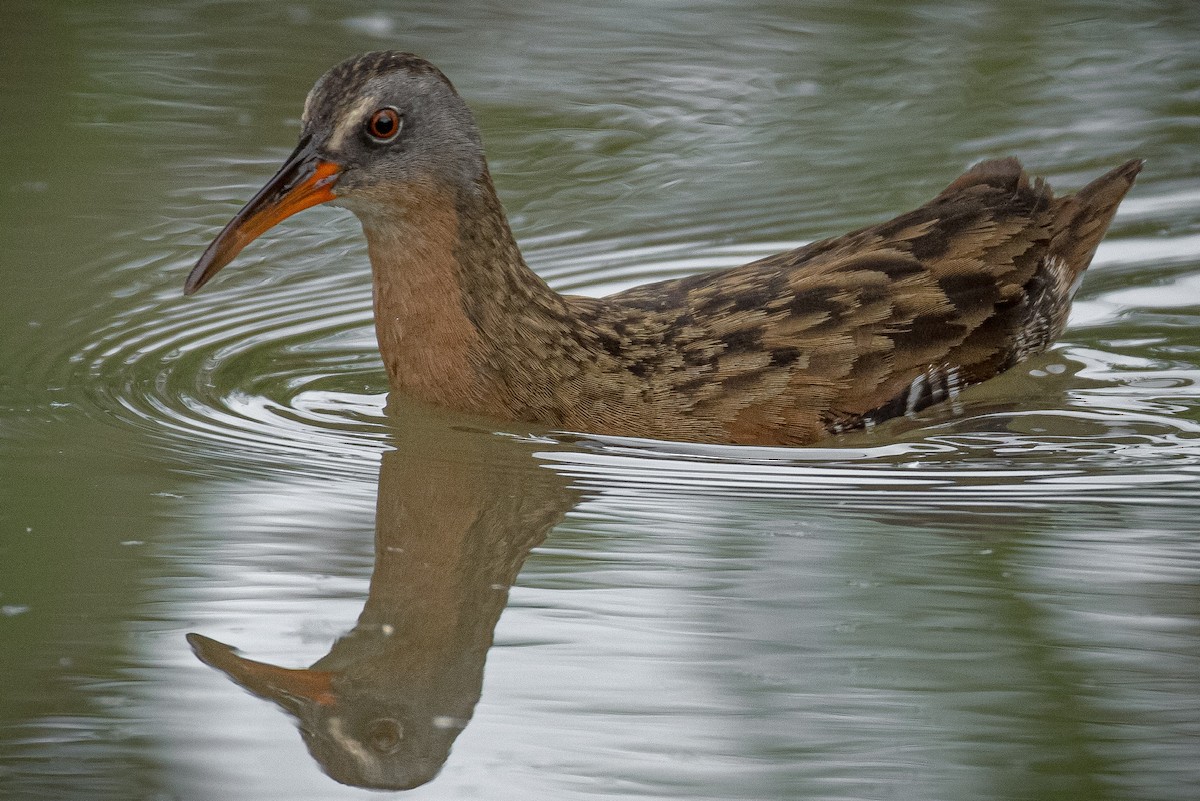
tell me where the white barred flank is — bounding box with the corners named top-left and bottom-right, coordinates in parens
top-left (904, 363), bottom-right (963, 418)
top-left (1044, 254), bottom-right (1079, 301)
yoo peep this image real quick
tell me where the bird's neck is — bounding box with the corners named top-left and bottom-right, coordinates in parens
top-left (358, 169), bottom-right (578, 417)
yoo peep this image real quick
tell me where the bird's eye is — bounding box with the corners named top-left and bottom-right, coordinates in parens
top-left (366, 107), bottom-right (402, 142)
top-left (365, 718), bottom-right (404, 753)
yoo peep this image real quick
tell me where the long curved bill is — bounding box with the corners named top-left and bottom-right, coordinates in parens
top-left (186, 633), bottom-right (337, 712)
top-left (184, 136), bottom-right (340, 295)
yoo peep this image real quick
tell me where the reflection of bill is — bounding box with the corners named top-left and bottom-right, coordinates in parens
top-left (188, 405), bottom-right (576, 790)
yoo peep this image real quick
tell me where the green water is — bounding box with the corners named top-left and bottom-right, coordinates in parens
top-left (2, 2), bottom-right (1198, 799)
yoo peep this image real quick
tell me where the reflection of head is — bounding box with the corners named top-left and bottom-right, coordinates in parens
top-left (188, 632), bottom-right (471, 790)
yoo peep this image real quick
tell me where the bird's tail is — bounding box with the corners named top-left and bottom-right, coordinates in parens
top-left (1051, 158), bottom-right (1144, 278)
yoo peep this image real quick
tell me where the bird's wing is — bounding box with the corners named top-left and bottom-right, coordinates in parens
top-left (601, 159), bottom-right (1058, 442)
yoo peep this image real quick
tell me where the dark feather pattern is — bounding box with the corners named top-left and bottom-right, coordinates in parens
top-left (526, 157), bottom-right (1142, 444)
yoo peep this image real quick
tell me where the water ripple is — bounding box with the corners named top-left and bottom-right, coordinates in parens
top-left (70, 254), bottom-right (388, 477)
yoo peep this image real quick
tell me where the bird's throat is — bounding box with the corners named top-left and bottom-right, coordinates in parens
top-left (360, 172), bottom-right (569, 418)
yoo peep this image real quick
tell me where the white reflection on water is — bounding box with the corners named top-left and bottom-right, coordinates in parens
top-left (127, 419), bottom-right (1200, 799)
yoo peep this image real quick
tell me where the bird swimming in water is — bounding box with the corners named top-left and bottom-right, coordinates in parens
top-left (186, 51), bottom-right (1142, 446)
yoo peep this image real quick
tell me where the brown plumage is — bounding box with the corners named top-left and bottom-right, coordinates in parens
top-left (187, 52), bottom-right (1143, 446)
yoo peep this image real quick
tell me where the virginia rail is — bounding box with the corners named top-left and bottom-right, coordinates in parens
top-left (186, 52), bottom-right (1142, 446)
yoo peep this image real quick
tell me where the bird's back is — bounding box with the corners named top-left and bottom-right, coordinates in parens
top-left (567, 158), bottom-right (1142, 445)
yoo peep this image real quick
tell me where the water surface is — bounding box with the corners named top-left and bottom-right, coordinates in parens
top-left (2, 2), bottom-right (1198, 799)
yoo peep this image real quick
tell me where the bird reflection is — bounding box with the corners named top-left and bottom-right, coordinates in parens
top-left (187, 406), bottom-right (577, 790)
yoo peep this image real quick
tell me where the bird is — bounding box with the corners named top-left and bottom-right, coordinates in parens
top-left (186, 51), bottom-right (1143, 447)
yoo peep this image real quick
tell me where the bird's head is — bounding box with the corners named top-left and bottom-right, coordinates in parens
top-left (185, 51), bottom-right (483, 295)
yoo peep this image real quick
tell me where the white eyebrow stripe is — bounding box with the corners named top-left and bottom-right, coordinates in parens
top-left (302, 88), bottom-right (315, 124)
top-left (327, 95), bottom-right (379, 151)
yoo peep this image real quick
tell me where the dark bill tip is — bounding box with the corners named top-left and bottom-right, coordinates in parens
top-left (184, 139), bottom-right (340, 296)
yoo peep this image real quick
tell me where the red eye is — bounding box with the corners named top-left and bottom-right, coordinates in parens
top-left (366, 107), bottom-right (401, 141)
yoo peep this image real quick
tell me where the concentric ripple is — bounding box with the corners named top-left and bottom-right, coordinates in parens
top-left (539, 422), bottom-right (1200, 524)
top-left (68, 237), bottom-right (388, 477)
